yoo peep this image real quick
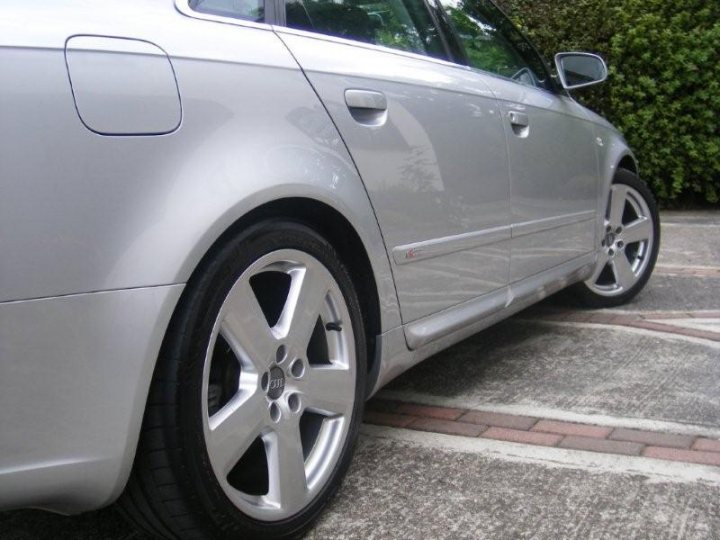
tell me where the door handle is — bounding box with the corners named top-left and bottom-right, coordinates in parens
top-left (345, 89), bottom-right (387, 126)
top-left (345, 89), bottom-right (387, 111)
top-left (508, 111), bottom-right (529, 128)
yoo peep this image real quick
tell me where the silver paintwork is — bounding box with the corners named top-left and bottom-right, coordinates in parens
top-left (0, 0), bottom-right (640, 515)
top-left (65, 36), bottom-right (182, 135)
top-left (275, 29), bottom-right (513, 323)
top-left (0, 285), bottom-right (183, 513)
top-left (483, 77), bottom-right (600, 283)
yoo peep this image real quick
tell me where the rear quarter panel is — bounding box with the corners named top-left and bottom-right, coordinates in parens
top-left (0, 0), bottom-right (402, 512)
top-left (0, 0), bottom-right (400, 331)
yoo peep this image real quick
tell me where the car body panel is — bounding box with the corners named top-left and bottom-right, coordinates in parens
top-left (277, 30), bottom-right (513, 324)
top-left (0, 0), bottom-right (639, 516)
top-left (0, 285), bottom-right (183, 513)
top-left (371, 251), bottom-right (595, 393)
top-left (483, 78), bottom-right (599, 283)
top-left (0, 1), bottom-right (400, 334)
top-left (0, 0), bottom-right (402, 512)
top-left (65, 35), bottom-right (182, 136)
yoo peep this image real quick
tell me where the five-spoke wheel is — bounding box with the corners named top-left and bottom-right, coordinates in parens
top-left (120, 221), bottom-right (366, 540)
top-left (203, 249), bottom-right (356, 521)
top-left (574, 169), bottom-right (660, 307)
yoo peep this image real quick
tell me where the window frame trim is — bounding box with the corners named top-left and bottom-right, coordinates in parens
top-left (431, 0), bottom-right (562, 95)
top-left (175, 0), bottom-right (280, 30)
top-left (275, 0), bottom-right (460, 64)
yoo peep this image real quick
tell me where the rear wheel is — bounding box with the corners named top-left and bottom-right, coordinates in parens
top-left (120, 221), bottom-right (366, 539)
top-left (572, 169), bottom-right (660, 308)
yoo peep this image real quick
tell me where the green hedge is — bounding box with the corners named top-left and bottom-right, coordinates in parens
top-left (497, 0), bottom-right (720, 205)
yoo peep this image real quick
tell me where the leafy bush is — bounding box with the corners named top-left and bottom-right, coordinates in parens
top-left (498, 0), bottom-right (720, 205)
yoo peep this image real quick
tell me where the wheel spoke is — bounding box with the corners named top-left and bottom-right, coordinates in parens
top-left (611, 255), bottom-right (635, 290)
top-left (590, 250), bottom-right (611, 284)
top-left (301, 366), bottom-right (354, 416)
top-left (207, 391), bottom-right (267, 475)
top-left (277, 264), bottom-right (331, 348)
top-left (266, 423), bottom-right (308, 510)
top-left (623, 217), bottom-right (652, 244)
top-left (222, 279), bottom-right (277, 370)
top-left (608, 184), bottom-right (628, 228)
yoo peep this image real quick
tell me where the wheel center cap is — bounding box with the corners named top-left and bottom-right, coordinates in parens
top-left (267, 366), bottom-right (285, 400)
top-left (605, 231), bottom-right (616, 247)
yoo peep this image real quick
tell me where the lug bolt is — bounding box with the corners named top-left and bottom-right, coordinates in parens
top-left (269, 402), bottom-right (281, 423)
top-left (615, 226), bottom-right (623, 234)
top-left (288, 393), bottom-right (301, 413)
top-left (276, 345), bottom-right (287, 364)
top-left (290, 358), bottom-right (305, 379)
top-left (617, 241), bottom-right (625, 249)
top-left (609, 249), bottom-right (615, 256)
top-left (261, 372), bottom-right (269, 392)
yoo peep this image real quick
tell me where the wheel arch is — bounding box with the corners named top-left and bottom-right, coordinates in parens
top-left (183, 196), bottom-right (384, 381)
top-left (618, 154), bottom-right (638, 176)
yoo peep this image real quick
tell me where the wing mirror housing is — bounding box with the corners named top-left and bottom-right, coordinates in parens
top-left (555, 52), bottom-right (608, 90)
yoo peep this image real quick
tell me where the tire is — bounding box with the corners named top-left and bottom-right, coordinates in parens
top-left (119, 220), bottom-right (367, 540)
top-left (571, 168), bottom-right (660, 309)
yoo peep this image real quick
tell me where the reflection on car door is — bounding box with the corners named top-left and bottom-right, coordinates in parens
top-left (436, 0), bottom-right (599, 283)
top-left (490, 79), bottom-right (599, 282)
top-left (276, 0), bottom-right (513, 327)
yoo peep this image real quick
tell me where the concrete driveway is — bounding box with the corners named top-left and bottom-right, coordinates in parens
top-left (3, 211), bottom-right (719, 539)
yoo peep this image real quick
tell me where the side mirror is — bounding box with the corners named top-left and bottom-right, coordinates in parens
top-left (554, 52), bottom-right (608, 90)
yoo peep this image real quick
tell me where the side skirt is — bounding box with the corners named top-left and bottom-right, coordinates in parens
top-left (369, 252), bottom-right (596, 395)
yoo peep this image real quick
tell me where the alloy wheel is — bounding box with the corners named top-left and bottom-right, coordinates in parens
top-left (586, 183), bottom-right (654, 297)
top-left (201, 249), bottom-right (356, 521)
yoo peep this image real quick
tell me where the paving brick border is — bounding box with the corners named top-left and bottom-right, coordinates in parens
top-left (364, 400), bottom-right (720, 467)
top-left (528, 310), bottom-right (720, 342)
top-left (654, 265), bottom-right (720, 278)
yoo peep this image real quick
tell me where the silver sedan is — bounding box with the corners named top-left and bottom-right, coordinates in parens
top-left (0, 0), bottom-right (659, 538)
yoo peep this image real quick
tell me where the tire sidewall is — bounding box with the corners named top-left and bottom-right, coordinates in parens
top-left (162, 220), bottom-right (367, 539)
top-left (575, 169), bottom-right (661, 308)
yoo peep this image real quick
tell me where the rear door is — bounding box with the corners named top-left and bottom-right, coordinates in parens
top-left (436, 0), bottom-right (599, 283)
top-left (275, 0), bottom-right (512, 325)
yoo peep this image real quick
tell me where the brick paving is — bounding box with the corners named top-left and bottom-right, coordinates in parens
top-left (522, 310), bottom-right (720, 342)
top-left (364, 399), bottom-right (720, 467)
top-left (654, 265), bottom-right (720, 278)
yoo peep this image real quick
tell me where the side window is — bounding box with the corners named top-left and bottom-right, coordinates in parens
top-left (190, 0), bottom-right (264, 22)
top-left (286, 0), bottom-right (447, 60)
top-left (438, 0), bottom-right (551, 90)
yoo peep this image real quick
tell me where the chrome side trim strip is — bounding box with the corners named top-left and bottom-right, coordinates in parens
top-left (403, 252), bottom-right (595, 350)
top-left (174, 0), bottom-right (274, 31)
top-left (392, 211), bottom-right (596, 267)
top-left (511, 210), bottom-right (596, 239)
top-left (392, 225), bottom-right (511, 266)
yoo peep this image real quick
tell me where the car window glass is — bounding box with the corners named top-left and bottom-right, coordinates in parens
top-left (286, 0), bottom-right (447, 59)
top-left (438, 0), bottom-right (550, 90)
top-left (190, 0), bottom-right (264, 22)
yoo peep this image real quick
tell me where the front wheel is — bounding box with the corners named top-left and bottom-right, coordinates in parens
top-left (120, 220), bottom-right (366, 539)
top-left (572, 169), bottom-right (660, 308)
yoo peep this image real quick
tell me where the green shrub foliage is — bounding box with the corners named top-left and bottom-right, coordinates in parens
top-left (498, 0), bottom-right (720, 205)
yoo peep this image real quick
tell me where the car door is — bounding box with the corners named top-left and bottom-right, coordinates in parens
top-left (275, 0), bottom-right (513, 326)
top-left (436, 0), bottom-right (599, 283)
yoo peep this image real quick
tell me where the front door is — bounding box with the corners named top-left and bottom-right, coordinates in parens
top-left (436, 0), bottom-right (599, 283)
top-left (276, 0), bottom-right (513, 325)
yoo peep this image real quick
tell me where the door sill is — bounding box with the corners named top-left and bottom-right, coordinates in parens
top-left (403, 252), bottom-right (595, 349)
